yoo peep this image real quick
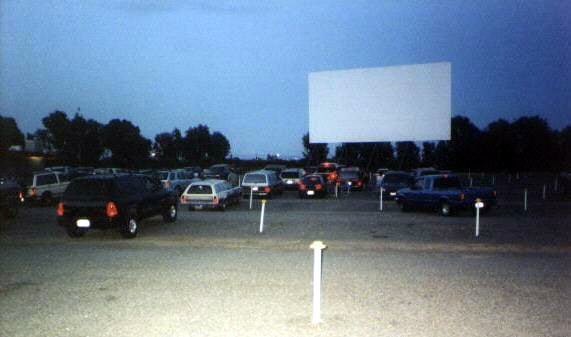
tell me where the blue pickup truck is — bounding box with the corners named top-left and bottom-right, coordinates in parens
top-left (395, 174), bottom-right (496, 216)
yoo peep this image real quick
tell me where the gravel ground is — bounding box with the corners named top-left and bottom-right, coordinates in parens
top-left (1, 188), bottom-right (570, 337)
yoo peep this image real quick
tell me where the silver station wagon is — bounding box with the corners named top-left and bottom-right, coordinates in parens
top-left (180, 179), bottom-right (241, 211)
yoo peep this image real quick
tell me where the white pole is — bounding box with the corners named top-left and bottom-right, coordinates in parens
top-left (542, 184), bottom-right (546, 200)
top-left (554, 176), bottom-right (558, 192)
top-left (524, 188), bottom-right (528, 211)
top-left (379, 186), bottom-right (383, 212)
top-left (516, 172), bottom-right (520, 180)
top-left (476, 206), bottom-right (480, 237)
top-left (492, 175), bottom-right (495, 185)
top-left (310, 241), bottom-right (327, 324)
top-left (335, 183), bottom-right (338, 199)
top-left (469, 177), bottom-right (473, 187)
top-left (259, 200), bottom-right (266, 233)
top-left (249, 187), bottom-right (253, 210)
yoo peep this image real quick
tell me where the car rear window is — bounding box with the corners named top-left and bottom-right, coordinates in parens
top-left (303, 176), bottom-right (322, 184)
top-left (65, 179), bottom-right (113, 198)
top-left (243, 174), bottom-right (267, 184)
top-left (189, 185), bottom-right (213, 194)
top-left (383, 174), bottom-right (412, 184)
top-left (281, 171), bottom-right (299, 179)
top-left (340, 171), bottom-right (359, 179)
top-left (36, 174), bottom-right (57, 186)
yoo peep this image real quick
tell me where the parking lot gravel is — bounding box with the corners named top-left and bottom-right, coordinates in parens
top-left (1, 189), bottom-right (570, 337)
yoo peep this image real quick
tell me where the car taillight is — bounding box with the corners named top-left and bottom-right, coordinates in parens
top-left (56, 202), bottom-right (64, 216)
top-left (492, 190), bottom-right (497, 197)
top-left (29, 187), bottom-right (37, 197)
top-left (315, 184), bottom-right (322, 190)
top-left (357, 180), bottom-right (362, 186)
top-left (213, 196), bottom-right (219, 205)
top-left (299, 183), bottom-right (306, 190)
top-left (264, 186), bottom-right (271, 193)
top-left (106, 201), bottom-right (118, 218)
top-left (329, 172), bottom-right (338, 181)
top-left (459, 193), bottom-right (465, 201)
top-left (19, 192), bottom-right (24, 203)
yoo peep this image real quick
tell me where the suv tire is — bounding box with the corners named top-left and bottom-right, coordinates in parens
top-left (163, 204), bottom-right (177, 223)
top-left (121, 216), bottom-right (138, 239)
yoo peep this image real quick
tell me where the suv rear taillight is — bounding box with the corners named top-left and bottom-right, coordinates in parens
top-left (315, 184), bottom-right (322, 190)
top-left (459, 193), bottom-right (465, 201)
top-left (106, 202), bottom-right (119, 218)
top-left (299, 183), bottom-right (306, 190)
top-left (29, 187), bottom-right (37, 197)
top-left (56, 202), bottom-right (64, 216)
top-left (213, 196), bottom-right (219, 205)
top-left (264, 187), bottom-right (271, 193)
top-left (492, 190), bottom-right (497, 198)
top-left (19, 192), bottom-right (24, 203)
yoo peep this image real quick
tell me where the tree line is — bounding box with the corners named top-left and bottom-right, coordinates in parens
top-left (0, 111), bottom-right (231, 168)
top-left (303, 115), bottom-right (571, 172)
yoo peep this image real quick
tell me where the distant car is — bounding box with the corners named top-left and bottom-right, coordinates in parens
top-left (298, 174), bottom-right (327, 198)
top-left (338, 167), bottom-right (365, 191)
top-left (241, 170), bottom-right (283, 198)
top-left (56, 174), bottom-right (178, 238)
top-left (316, 162), bottom-right (341, 183)
top-left (0, 177), bottom-right (23, 218)
top-left (204, 164), bottom-right (239, 185)
top-left (279, 168), bottom-right (306, 190)
top-left (395, 174), bottom-right (497, 216)
top-left (94, 168), bottom-right (128, 175)
top-left (264, 164), bottom-right (287, 174)
top-left (180, 179), bottom-right (241, 211)
top-left (376, 171), bottom-right (414, 199)
top-left (25, 171), bottom-right (70, 205)
top-left (158, 169), bottom-right (198, 196)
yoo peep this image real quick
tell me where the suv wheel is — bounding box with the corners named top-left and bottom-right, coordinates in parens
top-left (163, 204), bottom-right (177, 223)
top-left (121, 216), bottom-right (138, 239)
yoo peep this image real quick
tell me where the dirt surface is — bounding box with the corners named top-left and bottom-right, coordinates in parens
top-left (1, 184), bottom-right (570, 337)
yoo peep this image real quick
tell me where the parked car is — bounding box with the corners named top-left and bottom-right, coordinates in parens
top-left (204, 164), bottom-right (239, 185)
top-left (395, 174), bottom-right (497, 216)
top-left (0, 177), bottom-right (23, 218)
top-left (298, 174), bottom-right (327, 198)
top-left (241, 170), bottom-right (283, 198)
top-left (56, 174), bottom-right (178, 238)
top-left (316, 162), bottom-right (341, 183)
top-left (264, 164), bottom-right (287, 174)
top-left (376, 171), bottom-right (414, 198)
top-left (159, 169), bottom-right (198, 196)
top-left (25, 171), bottom-right (70, 205)
top-left (180, 179), bottom-right (241, 211)
top-left (279, 168), bottom-right (306, 190)
top-left (338, 167), bottom-right (365, 191)
top-left (183, 166), bottom-right (203, 179)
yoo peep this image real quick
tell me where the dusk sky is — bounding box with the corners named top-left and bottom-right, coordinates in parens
top-left (1, 0), bottom-right (569, 158)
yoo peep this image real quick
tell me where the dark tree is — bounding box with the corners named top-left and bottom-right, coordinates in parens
top-left (42, 111), bottom-right (71, 154)
top-left (482, 119), bottom-right (516, 172)
top-left (0, 115), bottom-right (25, 152)
top-left (154, 128), bottom-right (184, 166)
top-left (395, 141), bottom-right (420, 170)
top-left (421, 142), bottom-right (436, 167)
top-left (183, 124), bottom-right (211, 165)
top-left (302, 133), bottom-right (329, 165)
top-left (450, 116), bottom-right (483, 171)
top-left (102, 119), bottom-right (151, 168)
top-left (511, 115), bottom-right (558, 171)
top-left (434, 140), bottom-right (451, 169)
top-left (559, 125), bottom-right (571, 171)
top-left (208, 132), bottom-right (231, 163)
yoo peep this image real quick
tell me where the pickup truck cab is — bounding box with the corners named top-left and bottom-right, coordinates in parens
top-left (395, 174), bottom-right (496, 216)
top-left (56, 174), bottom-right (178, 238)
top-left (180, 179), bottom-right (241, 211)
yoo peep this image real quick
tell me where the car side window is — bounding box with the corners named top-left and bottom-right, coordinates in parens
top-left (37, 174), bottom-right (57, 186)
top-left (414, 178), bottom-right (424, 190)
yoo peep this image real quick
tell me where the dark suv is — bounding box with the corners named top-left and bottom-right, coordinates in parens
top-left (56, 174), bottom-right (178, 239)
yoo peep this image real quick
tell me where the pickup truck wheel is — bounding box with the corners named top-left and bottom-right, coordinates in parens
top-left (66, 226), bottom-right (86, 238)
top-left (439, 202), bottom-right (452, 216)
top-left (163, 204), bottom-right (177, 223)
top-left (121, 216), bottom-right (138, 239)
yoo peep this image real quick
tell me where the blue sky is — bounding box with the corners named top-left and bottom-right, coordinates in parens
top-left (1, 0), bottom-right (569, 158)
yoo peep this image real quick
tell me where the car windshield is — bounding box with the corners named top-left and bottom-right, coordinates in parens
top-left (383, 174), bottom-right (411, 184)
top-left (281, 171), bottom-right (299, 179)
top-left (433, 177), bottom-right (462, 189)
top-left (340, 171), bottom-right (359, 179)
top-left (189, 185), bottom-right (213, 194)
top-left (243, 174), bottom-right (266, 184)
top-left (65, 179), bottom-right (113, 198)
